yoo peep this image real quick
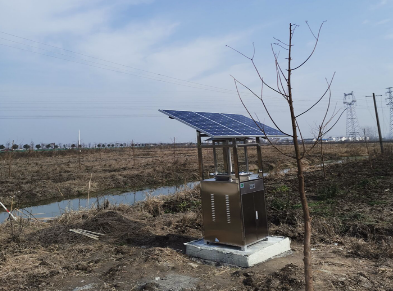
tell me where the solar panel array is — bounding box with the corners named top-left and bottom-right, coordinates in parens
top-left (159, 109), bottom-right (284, 138)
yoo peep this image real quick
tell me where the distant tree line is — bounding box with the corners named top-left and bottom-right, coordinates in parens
top-left (0, 141), bottom-right (195, 151)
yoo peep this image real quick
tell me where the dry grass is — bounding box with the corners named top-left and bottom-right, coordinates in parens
top-left (1, 155), bottom-right (393, 290)
top-left (0, 142), bottom-right (384, 209)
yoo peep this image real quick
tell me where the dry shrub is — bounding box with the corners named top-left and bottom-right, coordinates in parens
top-left (141, 193), bottom-right (165, 217)
top-left (0, 217), bottom-right (35, 243)
top-left (55, 208), bottom-right (90, 225)
top-left (140, 185), bottom-right (201, 217)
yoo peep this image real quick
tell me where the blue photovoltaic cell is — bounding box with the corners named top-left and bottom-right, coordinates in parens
top-left (159, 110), bottom-right (284, 138)
top-left (223, 113), bottom-right (282, 136)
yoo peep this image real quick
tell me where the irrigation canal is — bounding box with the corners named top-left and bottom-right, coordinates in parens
top-left (0, 156), bottom-right (365, 223)
top-left (0, 182), bottom-right (198, 223)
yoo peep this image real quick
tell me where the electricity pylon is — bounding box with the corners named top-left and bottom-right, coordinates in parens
top-left (386, 87), bottom-right (393, 139)
top-left (343, 91), bottom-right (361, 140)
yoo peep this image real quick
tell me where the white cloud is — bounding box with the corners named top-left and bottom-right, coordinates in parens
top-left (0, 1), bottom-right (151, 36)
top-left (370, 0), bottom-right (389, 9)
top-left (0, 0), bottom-right (251, 88)
top-left (77, 21), bottom-right (180, 67)
top-left (376, 18), bottom-right (391, 25)
top-left (147, 34), bottom-right (243, 80)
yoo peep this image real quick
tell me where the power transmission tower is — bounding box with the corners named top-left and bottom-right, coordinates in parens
top-left (343, 91), bottom-right (360, 140)
top-left (386, 87), bottom-right (393, 139)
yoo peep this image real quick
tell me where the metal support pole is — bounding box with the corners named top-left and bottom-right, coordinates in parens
top-left (256, 137), bottom-right (263, 177)
top-left (212, 140), bottom-right (218, 175)
top-left (232, 138), bottom-right (239, 178)
top-left (223, 140), bottom-right (229, 174)
top-left (227, 142), bottom-right (233, 174)
top-left (366, 93), bottom-right (384, 153)
top-left (244, 146), bottom-right (249, 173)
top-left (196, 131), bottom-right (204, 179)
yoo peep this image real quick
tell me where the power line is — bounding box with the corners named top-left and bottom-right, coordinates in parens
top-left (0, 31), bottom-right (348, 106)
top-left (0, 114), bottom-right (162, 119)
top-left (0, 41), bottom-right (245, 95)
top-left (0, 31), bottom-right (241, 93)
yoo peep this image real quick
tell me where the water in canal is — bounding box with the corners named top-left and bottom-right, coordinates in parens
top-left (0, 182), bottom-right (198, 223)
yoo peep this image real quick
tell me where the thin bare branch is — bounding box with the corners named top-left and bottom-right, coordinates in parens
top-left (231, 76), bottom-right (292, 137)
top-left (296, 72), bottom-right (335, 118)
top-left (273, 43), bottom-right (289, 50)
top-left (322, 108), bottom-right (347, 135)
top-left (291, 24), bottom-right (299, 38)
top-left (306, 137), bottom-right (322, 155)
top-left (276, 63), bottom-right (288, 97)
top-left (273, 37), bottom-right (289, 47)
top-left (271, 44), bottom-right (288, 84)
top-left (304, 124), bottom-right (324, 155)
top-left (251, 58), bottom-right (289, 97)
top-left (233, 79), bottom-right (294, 158)
top-left (305, 107), bottom-right (346, 155)
top-left (270, 45), bottom-right (289, 101)
top-left (275, 66), bottom-right (287, 97)
top-left (306, 20), bottom-right (318, 40)
top-left (319, 76), bottom-right (333, 129)
top-left (226, 45), bottom-right (252, 60)
top-left (272, 48), bottom-right (287, 97)
top-left (227, 44), bottom-right (289, 97)
top-left (292, 21), bottom-right (326, 71)
top-left (254, 113), bottom-right (295, 159)
top-left (303, 79), bottom-right (334, 156)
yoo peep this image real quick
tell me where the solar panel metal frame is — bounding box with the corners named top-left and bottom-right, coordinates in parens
top-left (159, 109), bottom-right (285, 138)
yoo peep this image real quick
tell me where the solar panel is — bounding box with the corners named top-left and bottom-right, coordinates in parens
top-left (159, 110), bottom-right (285, 138)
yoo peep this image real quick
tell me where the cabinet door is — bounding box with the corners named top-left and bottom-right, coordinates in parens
top-left (241, 193), bottom-right (257, 245)
top-left (253, 191), bottom-right (269, 239)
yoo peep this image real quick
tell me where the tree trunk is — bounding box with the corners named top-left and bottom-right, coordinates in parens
top-left (287, 23), bottom-right (313, 291)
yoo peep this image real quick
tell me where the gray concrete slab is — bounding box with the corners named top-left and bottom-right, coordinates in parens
top-left (185, 236), bottom-right (291, 268)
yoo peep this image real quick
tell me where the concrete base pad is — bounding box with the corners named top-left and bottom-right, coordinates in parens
top-left (185, 236), bottom-right (291, 268)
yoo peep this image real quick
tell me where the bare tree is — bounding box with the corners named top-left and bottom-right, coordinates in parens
top-left (228, 22), bottom-right (345, 291)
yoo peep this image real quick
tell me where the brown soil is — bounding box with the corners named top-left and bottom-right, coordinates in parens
top-left (0, 142), bottom-right (384, 209)
top-left (1, 151), bottom-right (393, 290)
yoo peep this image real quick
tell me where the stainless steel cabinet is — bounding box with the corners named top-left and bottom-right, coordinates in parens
top-left (201, 177), bottom-right (268, 249)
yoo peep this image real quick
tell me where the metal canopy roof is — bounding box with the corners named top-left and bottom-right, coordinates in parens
top-left (159, 109), bottom-right (285, 138)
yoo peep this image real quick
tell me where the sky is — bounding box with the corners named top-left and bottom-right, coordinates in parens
top-left (0, 0), bottom-right (392, 145)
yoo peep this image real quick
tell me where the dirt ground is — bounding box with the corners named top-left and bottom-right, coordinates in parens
top-left (0, 151), bottom-right (392, 290)
top-left (0, 142), bottom-right (384, 208)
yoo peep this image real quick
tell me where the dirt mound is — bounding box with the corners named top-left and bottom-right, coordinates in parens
top-left (264, 264), bottom-right (304, 290)
top-left (28, 211), bottom-right (148, 246)
top-left (239, 264), bottom-right (304, 290)
top-left (81, 210), bottom-right (144, 234)
top-left (30, 224), bottom-right (87, 246)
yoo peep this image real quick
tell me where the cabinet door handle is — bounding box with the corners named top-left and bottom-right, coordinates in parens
top-left (255, 211), bottom-right (259, 220)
